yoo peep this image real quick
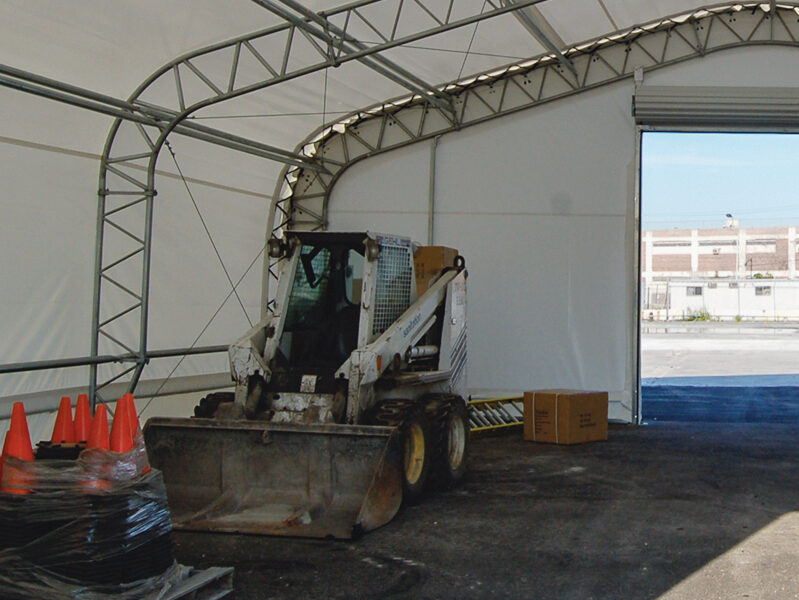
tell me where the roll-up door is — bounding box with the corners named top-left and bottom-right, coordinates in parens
top-left (633, 86), bottom-right (799, 127)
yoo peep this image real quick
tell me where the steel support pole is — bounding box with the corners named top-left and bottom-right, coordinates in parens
top-left (428, 136), bottom-right (439, 246)
top-left (90, 147), bottom-right (110, 410)
top-left (0, 345), bottom-right (228, 375)
top-left (128, 171), bottom-right (157, 394)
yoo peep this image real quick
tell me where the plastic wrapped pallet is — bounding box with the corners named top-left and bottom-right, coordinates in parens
top-left (0, 437), bottom-right (181, 599)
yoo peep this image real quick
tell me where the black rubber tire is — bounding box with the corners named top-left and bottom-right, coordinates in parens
top-left (193, 392), bottom-right (234, 418)
top-left (399, 411), bottom-right (433, 505)
top-left (431, 398), bottom-right (470, 489)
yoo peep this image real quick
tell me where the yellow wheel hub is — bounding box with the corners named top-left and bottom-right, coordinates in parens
top-left (403, 423), bottom-right (425, 485)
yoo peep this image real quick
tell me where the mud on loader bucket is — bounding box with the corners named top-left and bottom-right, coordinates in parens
top-left (143, 418), bottom-right (403, 539)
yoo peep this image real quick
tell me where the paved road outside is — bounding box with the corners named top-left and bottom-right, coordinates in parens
top-left (642, 321), bottom-right (799, 384)
top-left (641, 321), bottom-right (799, 422)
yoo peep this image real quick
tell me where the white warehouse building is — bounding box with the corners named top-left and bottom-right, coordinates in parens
top-left (642, 224), bottom-right (799, 284)
top-left (642, 224), bottom-right (799, 320)
top-left (643, 279), bottom-right (799, 321)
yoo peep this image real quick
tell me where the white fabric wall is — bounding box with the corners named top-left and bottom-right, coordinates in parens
top-left (1, 96), bottom-right (101, 397)
top-left (329, 46), bottom-right (799, 422)
top-left (329, 83), bottom-right (639, 421)
top-left (0, 95), bottom-right (269, 399)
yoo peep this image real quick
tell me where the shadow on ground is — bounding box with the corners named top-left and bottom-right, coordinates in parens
top-left (643, 378), bottom-right (799, 422)
top-left (173, 421), bottom-right (799, 599)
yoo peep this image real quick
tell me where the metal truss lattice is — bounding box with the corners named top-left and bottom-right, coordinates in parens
top-left (278, 2), bottom-right (799, 243)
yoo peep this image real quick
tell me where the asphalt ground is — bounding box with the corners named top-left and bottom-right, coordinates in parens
top-left (169, 322), bottom-right (799, 598)
top-left (173, 422), bottom-right (799, 600)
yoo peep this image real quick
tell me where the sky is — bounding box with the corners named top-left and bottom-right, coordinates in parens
top-left (641, 132), bottom-right (799, 231)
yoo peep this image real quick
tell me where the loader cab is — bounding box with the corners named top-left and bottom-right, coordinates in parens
top-left (279, 234), bottom-right (366, 377)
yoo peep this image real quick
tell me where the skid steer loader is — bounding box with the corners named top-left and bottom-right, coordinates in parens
top-left (144, 232), bottom-right (469, 539)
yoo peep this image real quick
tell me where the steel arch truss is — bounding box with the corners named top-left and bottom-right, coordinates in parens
top-left (90, 0), bottom-right (553, 401)
top-left (279, 2), bottom-right (799, 234)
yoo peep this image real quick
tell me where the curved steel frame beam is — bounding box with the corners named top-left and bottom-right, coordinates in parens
top-left (271, 2), bottom-right (799, 276)
top-left (89, 0), bottom-right (552, 402)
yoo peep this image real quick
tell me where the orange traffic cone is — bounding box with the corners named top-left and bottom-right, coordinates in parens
top-left (74, 394), bottom-right (92, 443)
top-left (11, 403), bottom-right (31, 449)
top-left (109, 397), bottom-right (134, 453)
top-left (82, 404), bottom-right (112, 492)
top-left (2, 428), bottom-right (34, 462)
top-left (122, 393), bottom-right (141, 436)
top-left (51, 396), bottom-right (76, 444)
top-left (1, 403), bottom-right (35, 494)
top-left (2, 431), bottom-right (34, 494)
top-left (122, 393), bottom-right (152, 474)
top-left (86, 404), bottom-right (110, 450)
top-left (122, 392), bottom-right (150, 473)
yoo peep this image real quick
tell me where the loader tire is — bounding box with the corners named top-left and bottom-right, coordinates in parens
top-left (193, 392), bottom-right (234, 418)
top-left (430, 397), bottom-right (470, 489)
top-left (367, 399), bottom-right (433, 504)
top-left (399, 411), bottom-right (433, 505)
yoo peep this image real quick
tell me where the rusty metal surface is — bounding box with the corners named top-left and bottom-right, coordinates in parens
top-left (143, 418), bottom-right (402, 539)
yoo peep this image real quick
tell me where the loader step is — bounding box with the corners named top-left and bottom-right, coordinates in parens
top-left (468, 396), bottom-right (524, 433)
top-left (158, 566), bottom-right (234, 600)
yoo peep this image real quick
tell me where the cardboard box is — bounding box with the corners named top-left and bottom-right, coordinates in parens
top-left (414, 246), bottom-right (458, 294)
top-left (523, 390), bottom-right (608, 445)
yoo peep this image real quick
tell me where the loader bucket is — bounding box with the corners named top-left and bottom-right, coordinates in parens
top-left (143, 417), bottom-right (403, 539)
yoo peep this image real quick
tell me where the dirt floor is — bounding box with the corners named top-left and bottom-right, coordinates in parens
top-left (173, 421), bottom-right (799, 599)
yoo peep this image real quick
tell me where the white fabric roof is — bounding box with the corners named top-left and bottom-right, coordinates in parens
top-left (0, 0), bottom-right (715, 152)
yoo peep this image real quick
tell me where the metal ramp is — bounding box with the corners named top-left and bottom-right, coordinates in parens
top-left (468, 396), bottom-right (524, 433)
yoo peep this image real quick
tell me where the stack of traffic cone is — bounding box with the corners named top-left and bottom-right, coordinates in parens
top-left (86, 404), bottom-right (110, 451)
top-left (122, 393), bottom-right (141, 437)
top-left (82, 404), bottom-right (111, 492)
top-left (51, 396), bottom-right (76, 444)
top-left (123, 393), bottom-right (150, 474)
top-left (109, 396), bottom-right (134, 454)
top-left (108, 394), bottom-right (150, 475)
top-left (74, 394), bottom-right (92, 443)
top-left (35, 395), bottom-right (83, 459)
top-left (1, 402), bottom-right (35, 494)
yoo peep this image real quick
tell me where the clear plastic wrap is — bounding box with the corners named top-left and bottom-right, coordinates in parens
top-left (0, 437), bottom-right (177, 599)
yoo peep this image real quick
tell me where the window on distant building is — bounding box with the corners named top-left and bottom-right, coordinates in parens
top-left (699, 240), bottom-right (737, 246)
top-left (747, 239), bottom-right (777, 252)
top-left (755, 286), bottom-right (772, 296)
top-left (653, 241), bottom-right (691, 247)
top-left (728, 282), bottom-right (739, 288)
top-left (687, 287), bottom-right (703, 296)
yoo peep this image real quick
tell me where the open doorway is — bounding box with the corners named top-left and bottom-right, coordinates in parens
top-left (640, 131), bottom-right (799, 423)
